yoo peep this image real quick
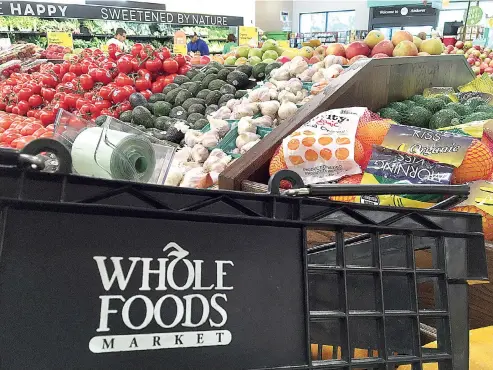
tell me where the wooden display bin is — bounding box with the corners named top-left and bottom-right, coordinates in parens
top-left (218, 55), bottom-right (475, 191)
top-left (217, 55), bottom-right (493, 329)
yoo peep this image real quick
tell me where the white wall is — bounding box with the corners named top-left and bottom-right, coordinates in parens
top-left (293, 0), bottom-right (369, 32)
top-left (256, 0), bottom-right (293, 32)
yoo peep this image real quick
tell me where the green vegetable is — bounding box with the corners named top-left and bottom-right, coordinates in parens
top-left (191, 118), bottom-right (209, 130)
top-left (188, 104), bottom-right (206, 115)
top-left (209, 79), bottom-right (227, 91)
top-left (436, 95), bottom-right (453, 104)
top-left (205, 91), bottom-right (222, 106)
top-left (163, 83), bottom-right (179, 95)
top-left (183, 98), bottom-right (206, 111)
top-left (202, 74), bottom-right (218, 89)
top-left (174, 90), bottom-right (193, 107)
top-left (265, 62), bottom-right (282, 78)
top-left (165, 88), bottom-right (184, 105)
top-left (463, 111), bottom-right (493, 123)
top-left (95, 115), bottom-right (108, 126)
top-left (148, 93), bottom-right (166, 103)
top-left (169, 106), bottom-right (188, 120)
top-left (235, 90), bottom-right (248, 99)
top-left (378, 107), bottom-right (402, 122)
top-left (205, 105), bottom-right (219, 115)
top-left (196, 89), bottom-right (211, 100)
top-left (235, 64), bottom-right (253, 77)
top-left (403, 106), bottom-right (431, 128)
top-left (220, 84), bottom-right (236, 95)
top-left (217, 69), bottom-right (230, 81)
top-left (252, 63), bottom-right (268, 80)
top-left (163, 126), bottom-right (185, 143)
top-left (445, 103), bottom-right (471, 116)
top-left (411, 95), bottom-right (426, 104)
top-left (227, 71), bottom-right (249, 88)
top-left (187, 113), bottom-right (205, 124)
top-left (132, 106), bottom-right (154, 128)
top-left (153, 101), bottom-right (172, 117)
top-left (173, 75), bottom-right (190, 85)
top-left (129, 93), bottom-right (148, 108)
top-left (205, 68), bottom-right (219, 75)
top-left (429, 109), bottom-right (460, 129)
top-left (420, 98), bottom-right (446, 114)
top-left (192, 72), bottom-right (206, 82)
top-left (154, 116), bottom-right (173, 130)
top-left (182, 82), bottom-right (201, 97)
top-left (218, 94), bottom-right (234, 107)
top-left (387, 101), bottom-right (408, 113)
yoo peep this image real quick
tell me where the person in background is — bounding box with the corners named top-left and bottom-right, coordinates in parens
top-left (187, 32), bottom-right (209, 56)
top-left (107, 28), bottom-right (127, 51)
top-left (223, 33), bottom-right (237, 54)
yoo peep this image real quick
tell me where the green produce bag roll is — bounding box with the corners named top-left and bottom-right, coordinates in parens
top-left (71, 127), bottom-right (156, 183)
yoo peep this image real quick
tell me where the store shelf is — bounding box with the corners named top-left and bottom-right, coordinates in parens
top-left (0, 31), bottom-right (173, 40)
top-left (218, 55), bottom-right (475, 191)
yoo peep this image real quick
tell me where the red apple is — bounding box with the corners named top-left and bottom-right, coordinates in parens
top-left (472, 66), bottom-right (481, 75)
top-left (372, 53), bottom-right (389, 59)
top-left (467, 57), bottom-right (476, 65)
top-left (371, 40), bottom-right (394, 57)
top-left (277, 56), bottom-right (291, 64)
top-left (474, 45), bottom-right (481, 50)
top-left (480, 62), bottom-right (489, 73)
top-left (325, 43), bottom-right (346, 57)
top-left (200, 55), bottom-right (211, 64)
top-left (446, 45), bottom-right (454, 52)
top-left (475, 60), bottom-right (481, 67)
top-left (489, 60), bottom-right (493, 67)
top-left (485, 67), bottom-right (493, 74)
top-left (455, 41), bottom-right (464, 49)
top-left (485, 58), bottom-right (491, 64)
top-left (345, 41), bottom-right (370, 60)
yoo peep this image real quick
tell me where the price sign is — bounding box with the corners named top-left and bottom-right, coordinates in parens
top-left (239, 26), bottom-right (258, 47)
top-left (173, 30), bottom-right (187, 55)
top-left (278, 40), bottom-right (289, 48)
top-left (47, 32), bottom-right (73, 49)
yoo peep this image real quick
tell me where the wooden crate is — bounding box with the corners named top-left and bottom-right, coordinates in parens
top-left (218, 55), bottom-right (475, 191)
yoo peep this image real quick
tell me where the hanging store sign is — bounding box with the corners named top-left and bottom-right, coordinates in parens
top-left (373, 5), bottom-right (436, 17)
top-left (0, 1), bottom-right (243, 26)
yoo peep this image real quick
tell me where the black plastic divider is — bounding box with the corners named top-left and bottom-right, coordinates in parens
top-left (0, 168), bottom-right (488, 369)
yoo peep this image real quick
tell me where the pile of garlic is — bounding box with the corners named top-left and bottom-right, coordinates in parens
top-left (273, 55), bottom-right (345, 84)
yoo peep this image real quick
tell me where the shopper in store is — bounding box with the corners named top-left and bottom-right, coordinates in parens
top-left (223, 33), bottom-right (238, 54)
top-left (187, 32), bottom-right (210, 56)
top-left (107, 28), bottom-right (127, 51)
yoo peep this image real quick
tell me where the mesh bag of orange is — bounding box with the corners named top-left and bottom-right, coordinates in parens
top-left (269, 108), bottom-right (387, 187)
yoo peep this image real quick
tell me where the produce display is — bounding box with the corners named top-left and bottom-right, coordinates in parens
top-left (0, 43), bottom-right (192, 130)
top-left (0, 110), bottom-right (54, 149)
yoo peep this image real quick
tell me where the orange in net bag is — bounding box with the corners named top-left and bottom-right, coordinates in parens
top-left (269, 108), bottom-right (382, 187)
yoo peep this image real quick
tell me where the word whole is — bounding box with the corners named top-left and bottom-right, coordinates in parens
top-left (89, 242), bottom-right (234, 353)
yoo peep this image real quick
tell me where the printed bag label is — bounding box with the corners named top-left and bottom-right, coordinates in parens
top-left (381, 124), bottom-right (473, 167)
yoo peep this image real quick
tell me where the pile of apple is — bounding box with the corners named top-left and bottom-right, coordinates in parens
top-left (451, 42), bottom-right (493, 76)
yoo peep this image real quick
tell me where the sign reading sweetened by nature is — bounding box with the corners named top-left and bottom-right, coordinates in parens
top-left (0, 1), bottom-right (244, 26)
top-left (0, 202), bottom-right (306, 369)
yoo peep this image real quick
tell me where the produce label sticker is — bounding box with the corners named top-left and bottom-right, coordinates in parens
top-left (47, 31), bottom-right (73, 49)
top-left (173, 30), bottom-right (187, 55)
top-left (283, 107), bottom-right (365, 185)
top-left (358, 146), bottom-right (454, 209)
top-left (381, 124), bottom-right (473, 167)
top-left (239, 26), bottom-right (258, 47)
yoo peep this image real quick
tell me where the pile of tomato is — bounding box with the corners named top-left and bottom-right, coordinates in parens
top-left (0, 43), bottom-right (191, 127)
top-left (0, 111), bottom-right (54, 149)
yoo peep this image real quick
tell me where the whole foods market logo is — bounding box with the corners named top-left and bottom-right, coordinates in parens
top-left (89, 242), bottom-right (233, 353)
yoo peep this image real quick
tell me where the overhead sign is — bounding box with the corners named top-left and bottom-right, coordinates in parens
top-left (373, 5), bottom-right (437, 17)
top-left (47, 31), bottom-right (73, 49)
top-left (0, 202), bottom-right (306, 369)
top-left (0, 1), bottom-right (243, 26)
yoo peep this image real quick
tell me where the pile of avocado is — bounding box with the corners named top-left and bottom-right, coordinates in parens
top-left (378, 93), bottom-right (493, 130)
top-left (115, 62), bottom-right (256, 144)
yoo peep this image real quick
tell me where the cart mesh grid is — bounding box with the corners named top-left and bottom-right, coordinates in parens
top-left (0, 168), bottom-right (488, 370)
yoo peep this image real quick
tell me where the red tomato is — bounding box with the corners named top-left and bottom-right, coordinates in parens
top-left (79, 74), bottom-right (95, 91)
top-left (18, 100), bottom-right (31, 112)
top-left (115, 73), bottom-right (134, 87)
top-left (145, 57), bottom-right (163, 72)
top-left (178, 64), bottom-right (191, 75)
top-left (11, 135), bottom-right (35, 149)
top-left (95, 69), bottom-right (113, 84)
top-left (131, 43), bottom-right (143, 57)
top-left (164, 75), bottom-right (175, 85)
top-left (111, 88), bottom-right (129, 104)
top-left (163, 59), bottom-right (179, 74)
top-left (18, 88), bottom-right (33, 102)
top-left (135, 78), bottom-right (152, 92)
top-left (79, 103), bottom-right (100, 119)
top-left (32, 127), bottom-right (47, 138)
top-left (174, 54), bottom-right (186, 67)
top-left (161, 48), bottom-right (172, 60)
top-left (121, 85), bottom-right (136, 97)
top-left (62, 72), bottom-right (77, 83)
top-left (100, 108), bottom-right (117, 118)
top-left (76, 98), bottom-right (89, 110)
top-left (28, 94), bottom-right (43, 107)
top-left (140, 90), bottom-right (152, 100)
top-left (151, 81), bottom-right (165, 94)
top-left (28, 82), bottom-right (42, 95)
top-left (0, 118), bottom-right (12, 130)
top-left (64, 93), bottom-right (80, 109)
top-left (117, 56), bottom-right (133, 74)
top-left (11, 107), bottom-right (20, 115)
top-left (39, 110), bottom-right (56, 126)
top-left (41, 87), bottom-right (56, 102)
top-left (2, 132), bottom-right (21, 145)
top-left (108, 43), bottom-right (120, 59)
top-left (131, 58), bottom-right (146, 71)
top-left (69, 63), bottom-right (83, 76)
top-left (41, 74), bottom-right (58, 88)
top-left (99, 86), bottom-right (114, 100)
top-left (118, 100), bottom-right (132, 113)
top-left (137, 69), bottom-right (152, 81)
top-left (39, 131), bottom-right (54, 138)
top-left (20, 123), bottom-right (42, 136)
top-left (95, 99), bottom-right (111, 111)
